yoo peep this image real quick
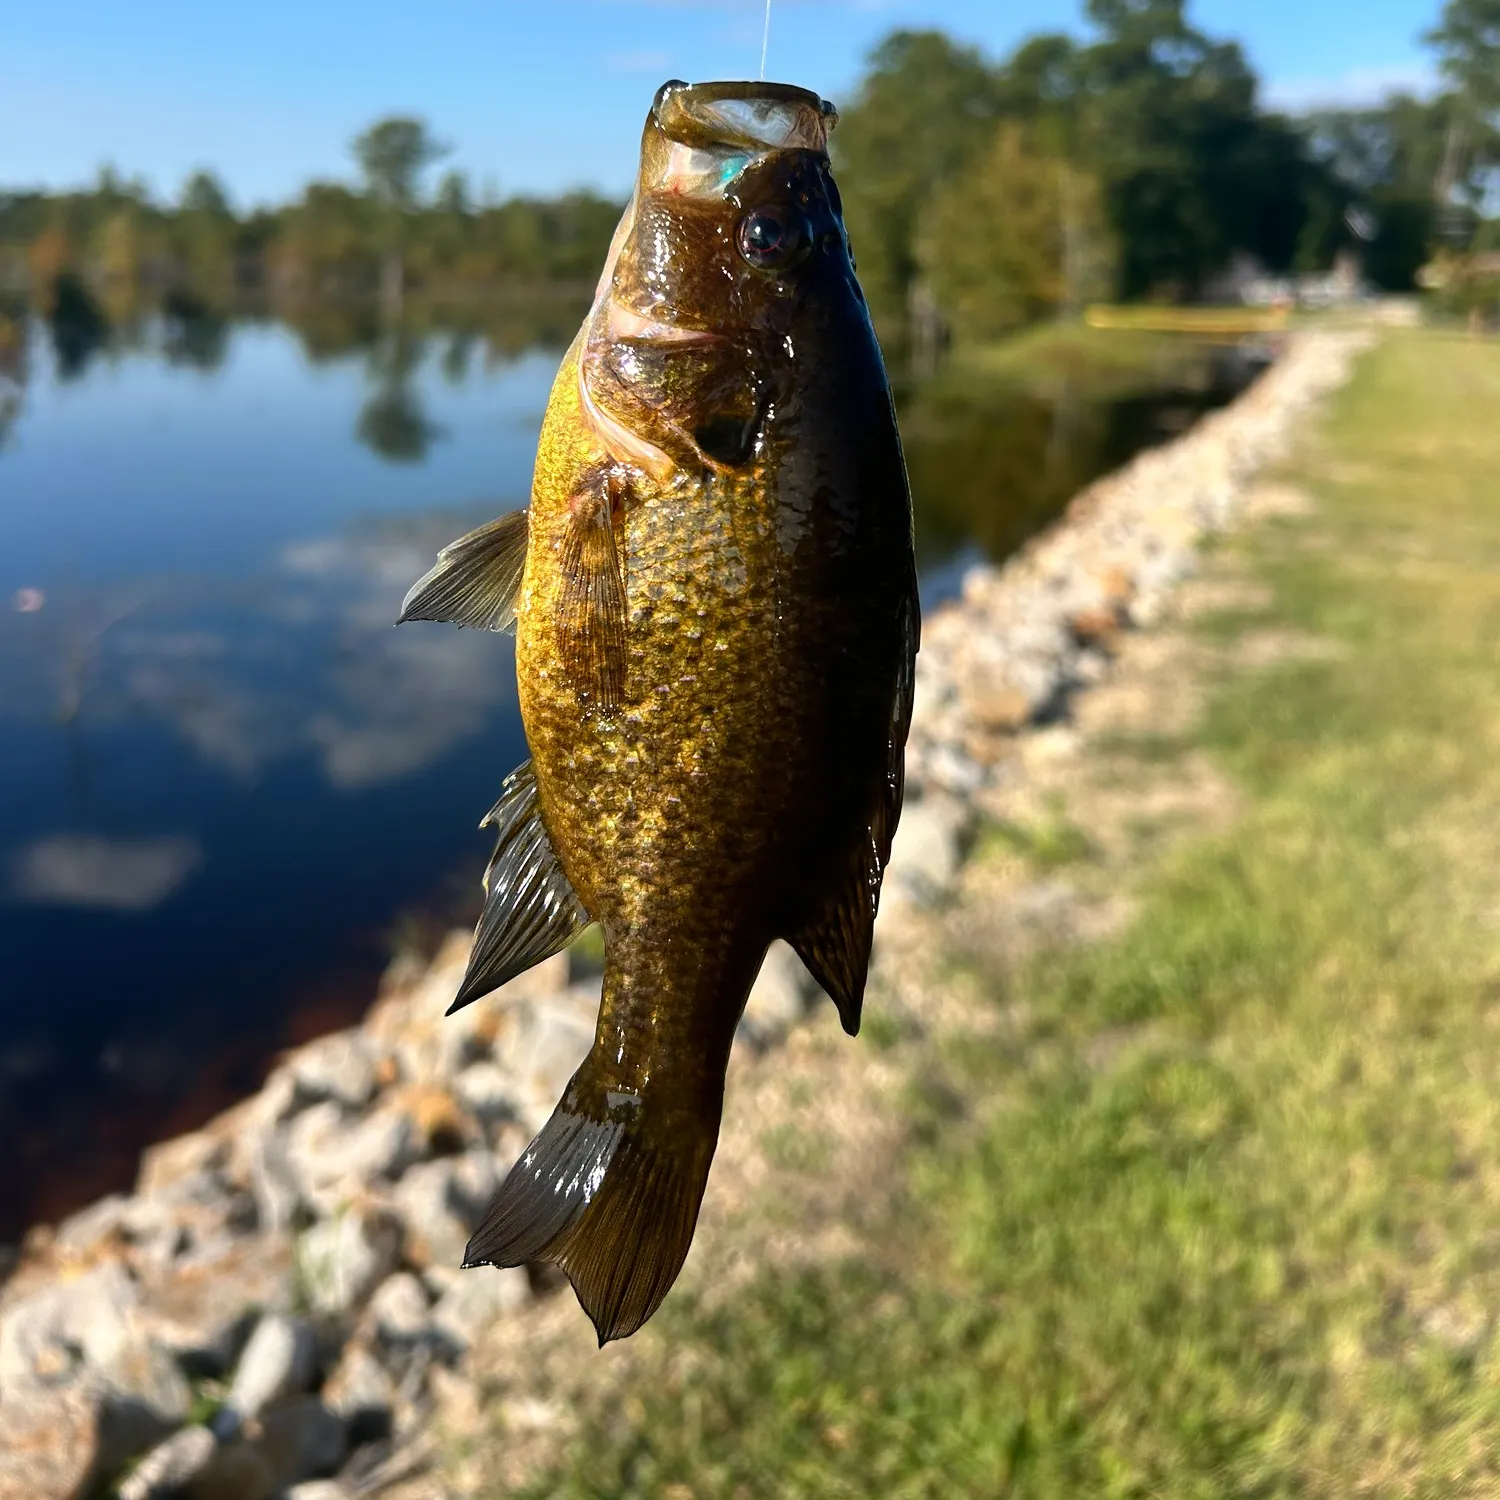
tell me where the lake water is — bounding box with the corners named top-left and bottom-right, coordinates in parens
top-left (0, 305), bottom-right (1257, 1240)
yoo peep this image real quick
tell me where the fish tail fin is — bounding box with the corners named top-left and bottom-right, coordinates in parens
top-left (463, 1052), bottom-right (720, 1344)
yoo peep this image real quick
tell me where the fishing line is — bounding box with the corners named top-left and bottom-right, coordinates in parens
top-left (759, 0), bottom-right (772, 80)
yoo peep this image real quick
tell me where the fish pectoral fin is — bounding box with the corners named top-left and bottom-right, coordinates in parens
top-left (447, 760), bottom-right (591, 1015)
top-left (787, 833), bottom-right (880, 1037)
top-left (557, 478), bottom-right (628, 712)
top-left (398, 507), bottom-right (529, 633)
top-left (464, 1054), bottom-right (719, 1345)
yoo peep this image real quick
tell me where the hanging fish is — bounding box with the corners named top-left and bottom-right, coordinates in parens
top-left (400, 79), bottom-right (918, 1344)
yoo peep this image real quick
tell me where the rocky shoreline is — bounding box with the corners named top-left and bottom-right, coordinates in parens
top-left (0, 327), bottom-right (1374, 1500)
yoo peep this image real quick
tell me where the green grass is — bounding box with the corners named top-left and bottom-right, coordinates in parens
top-left (515, 331), bottom-right (1500, 1499)
top-left (976, 802), bottom-right (1097, 870)
top-left (950, 321), bottom-right (1222, 399)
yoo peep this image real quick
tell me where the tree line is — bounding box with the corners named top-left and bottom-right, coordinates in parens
top-left (833, 0), bottom-right (1499, 335)
top-left (1, 0), bottom-right (1496, 340)
top-left (0, 118), bottom-right (621, 312)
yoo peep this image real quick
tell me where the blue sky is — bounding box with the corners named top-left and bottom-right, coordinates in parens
top-left (0, 0), bottom-right (1440, 207)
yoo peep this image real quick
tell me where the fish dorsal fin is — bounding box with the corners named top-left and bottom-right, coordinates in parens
top-left (447, 760), bottom-right (592, 1015)
top-left (789, 581), bottom-right (920, 1036)
top-left (398, 508), bottom-right (529, 633)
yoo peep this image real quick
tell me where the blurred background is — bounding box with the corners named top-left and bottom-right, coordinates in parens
top-left (1, 0), bottom-right (1497, 1460)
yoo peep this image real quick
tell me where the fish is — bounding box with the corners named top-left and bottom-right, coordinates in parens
top-left (399, 78), bottom-right (919, 1344)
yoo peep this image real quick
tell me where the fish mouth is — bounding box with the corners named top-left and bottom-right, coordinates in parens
top-left (642, 80), bottom-right (836, 199)
top-left (651, 80), bottom-right (836, 153)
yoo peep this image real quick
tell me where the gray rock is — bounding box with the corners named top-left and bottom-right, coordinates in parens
top-left (51, 1194), bottom-right (135, 1259)
top-left (93, 1336), bottom-right (193, 1437)
top-left (492, 990), bottom-right (597, 1133)
top-left (452, 1061), bottom-right (516, 1125)
top-left (321, 1339), bottom-right (395, 1445)
top-left (368, 1272), bottom-right (432, 1344)
top-left (136, 1128), bottom-right (230, 1201)
top-left (0, 1261), bottom-right (190, 1438)
top-left (923, 741), bottom-right (985, 796)
top-left (226, 1313), bottom-right (317, 1423)
top-left (285, 1483), bottom-right (353, 1500)
top-left (0, 1373), bottom-right (189, 1499)
top-left (286, 1105), bottom-right (416, 1217)
top-left (246, 1122), bottom-right (302, 1235)
top-left (0, 1384), bottom-right (100, 1500)
top-left (388, 1159), bottom-right (468, 1271)
top-left (884, 794), bottom-right (970, 909)
top-left (0, 1260), bottom-right (134, 1391)
top-left (737, 941), bottom-right (810, 1049)
top-left (449, 1147), bottom-right (500, 1224)
top-left (116, 1424), bottom-right (216, 1500)
top-left (188, 1434), bottom-right (276, 1500)
top-left (289, 1033), bottom-right (381, 1111)
top-left (430, 1267), bottom-right (530, 1351)
top-left (138, 1231), bottom-right (295, 1377)
top-left (254, 1395), bottom-right (346, 1492)
top-left (296, 1205), bottom-right (403, 1317)
top-left (127, 1170), bottom-right (255, 1271)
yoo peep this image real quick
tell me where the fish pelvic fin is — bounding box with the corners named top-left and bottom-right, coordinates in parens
top-left (464, 1055), bottom-right (719, 1344)
top-left (448, 760), bottom-right (592, 1016)
top-left (557, 473), bottom-right (628, 713)
top-left (398, 507), bottom-right (529, 632)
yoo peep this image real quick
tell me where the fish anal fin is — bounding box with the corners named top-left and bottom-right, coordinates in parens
top-left (464, 1056), bottom-right (719, 1344)
top-left (448, 760), bottom-right (591, 1015)
top-left (557, 474), bottom-right (629, 712)
top-left (790, 576), bottom-right (919, 1037)
top-left (788, 833), bottom-right (880, 1037)
top-left (399, 508), bottom-right (529, 633)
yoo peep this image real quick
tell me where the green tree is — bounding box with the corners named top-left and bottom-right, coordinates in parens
top-left (435, 169), bottom-right (470, 218)
top-left (174, 170), bottom-right (235, 291)
top-left (351, 116), bottom-right (449, 307)
top-left (1428, 0), bottom-right (1500, 116)
top-left (1300, 95), bottom-right (1453, 287)
top-left (832, 31), bottom-right (1004, 323)
top-left (1426, 0), bottom-right (1500, 228)
top-left (920, 124), bottom-right (1115, 336)
top-left (179, 169), bottom-right (232, 218)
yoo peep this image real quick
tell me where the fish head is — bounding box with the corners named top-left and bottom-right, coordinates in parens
top-left (579, 81), bottom-right (858, 478)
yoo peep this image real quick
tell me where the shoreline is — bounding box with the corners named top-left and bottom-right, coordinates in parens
top-left (0, 323), bottom-right (1377, 1500)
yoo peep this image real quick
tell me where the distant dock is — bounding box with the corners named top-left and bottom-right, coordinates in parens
top-left (1085, 304), bottom-right (1292, 336)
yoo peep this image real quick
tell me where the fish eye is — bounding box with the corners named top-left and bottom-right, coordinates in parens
top-left (736, 207), bottom-right (809, 271)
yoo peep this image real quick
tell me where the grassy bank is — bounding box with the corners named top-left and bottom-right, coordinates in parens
top-left (948, 319), bottom-right (1243, 398)
top-left (516, 329), bottom-right (1500, 1498)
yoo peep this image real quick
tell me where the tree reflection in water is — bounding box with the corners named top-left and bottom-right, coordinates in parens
top-left (899, 350), bottom-right (1259, 587)
top-left (161, 289), bottom-right (230, 372)
top-left (356, 328), bottom-right (446, 462)
top-left (46, 272), bottom-right (110, 382)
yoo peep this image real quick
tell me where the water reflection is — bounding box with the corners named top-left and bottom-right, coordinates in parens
top-left (356, 331), bottom-right (445, 462)
top-left (46, 272), bottom-right (110, 381)
top-left (0, 312), bottom-right (564, 1237)
top-left (161, 290), bottom-right (230, 372)
top-left (0, 311), bottom-right (22, 451)
top-left (899, 349), bottom-right (1260, 600)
